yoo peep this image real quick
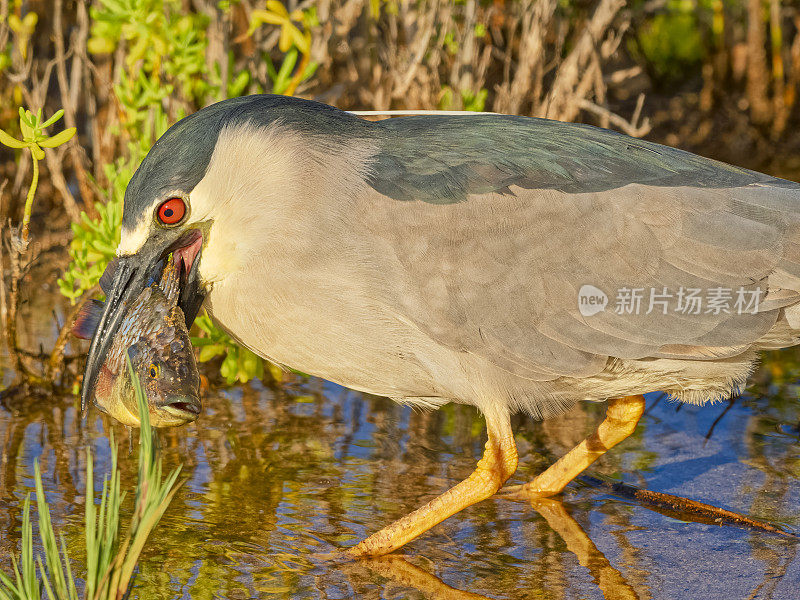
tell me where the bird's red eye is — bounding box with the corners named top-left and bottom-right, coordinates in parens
top-left (157, 198), bottom-right (186, 225)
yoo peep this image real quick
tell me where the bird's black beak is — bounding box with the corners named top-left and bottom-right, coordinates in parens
top-left (80, 229), bottom-right (206, 413)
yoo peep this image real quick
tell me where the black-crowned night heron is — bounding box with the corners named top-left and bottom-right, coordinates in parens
top-left (82, 94), bottom-right (800, 557)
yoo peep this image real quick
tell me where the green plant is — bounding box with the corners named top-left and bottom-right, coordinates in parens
top-left (192, 313), bottom-right (265, 385)
top-left (0, 108), bottom-right (75, 246)
top-left (0, 106), bottom-right (77, 385)
top-left (0, 360), bottom-right (182, 600)
top-left (461, 88), bottom-right (488, 112)
top-left (247, 1), bottom-right (318, 96)
top-left (57, 157), bottom-right (130, 302)
top-left (264, 47), bottom-right (318, 95)
top-left (633, 0), bottom-right (708, 84)
top-left (7, 11), bottom-right (37, 61)
top-left (438, 87), bottom-right (488, 112)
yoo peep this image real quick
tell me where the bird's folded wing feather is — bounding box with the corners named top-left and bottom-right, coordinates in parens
top-left (360, 116), bottom-right (800, 381)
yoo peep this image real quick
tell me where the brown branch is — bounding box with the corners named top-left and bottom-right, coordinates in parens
top-left (580, 475), bottom-right (796, 538)
top-left (0, 182), bottom-right (7, 350)
top-left (541, 0), bottom-right (625, 121)
top-left (0, 0), bottom-right (9, 52)
top-left (577, 98), bottom-right (652, 137)
top-left (746, 0), bottom-right (771, 124)
top-left (48, 283), bottom-right (100, 384)
top-left (54, 0), bottom-right (97, 219)
top-left (499, 0), bottom-right (556, 114)
top-left (3, 226), bottom-right (45, 385)
top-left (390, 8), bottom-right (436, 101)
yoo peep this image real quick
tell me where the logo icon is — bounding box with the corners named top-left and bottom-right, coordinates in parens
top-left (578, 285), bottom-right (607, 316)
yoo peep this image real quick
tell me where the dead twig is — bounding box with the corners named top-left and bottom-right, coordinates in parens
top-left (542, 0), bottom-right (626, 121)
top-left (703, 396), bottom-right (737, 446)
top-left (54, 0), bottom-right (97, 219)
top-left (577, 98), bottom-right (652, 137)
top-left (48, 284), bottom-right (100, 384)
top-left (3, 224), bottom-right (45, 384)
top-left (0, 181), bottom-right (7, 349)
top-left (579, 475), bottom-right (797, 539)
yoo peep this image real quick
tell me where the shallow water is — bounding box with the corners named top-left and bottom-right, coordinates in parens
top-left (0, 346), bottom-right (798, 599)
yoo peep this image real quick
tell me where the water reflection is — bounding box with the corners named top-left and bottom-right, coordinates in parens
top-left (528, 498), bottom-right (642, 600)
top-left (350, 555), bottom-right (494, 599)
top-left (0, 348), bottom-right (799, 598)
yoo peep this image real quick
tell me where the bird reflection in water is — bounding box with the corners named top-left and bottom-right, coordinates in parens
top-left (342, 497), bottom-right (643, 600)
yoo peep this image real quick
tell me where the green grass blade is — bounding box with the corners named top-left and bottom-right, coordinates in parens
top-left (34, 460), bottom-right (69, 598)
top-left (59, 534), bottom-right (78, 600)
top-left (0, 560), bottom-right (21, 599)
top-left (85, 446), bottom-right (98, 600)
top-left (37, 557), bottom-right (56, 600)
top-left (109, 356), bottom-right (183, 597)
top-left (20, 495), bottom-right (38, 600)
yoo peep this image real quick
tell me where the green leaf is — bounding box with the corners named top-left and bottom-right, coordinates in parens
top-left (302, 60), bottom-right (318, 81)
top-left (198, 344), bottom-right (225, 362)
top-left (19, 117), bottom-right (34, 140)
top-left (266, 0), bottom-right (290, 17)
top-left (273, 48), bottom-right (298, 93)
top-left (0, 130), bottom-right (26, 149)
top-left (221, 350), bottom-right (238, 384)
top-left (41, 109), bottom-right (65, 128)
top-left (39, 127), bottom-right (76, 148)
top-left (88, 36), bottom-right (116, 54)
top-left (229, 70), bottom-right (250, 96)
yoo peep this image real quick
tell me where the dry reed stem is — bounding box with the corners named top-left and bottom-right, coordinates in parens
top-left (543, 0), bottom-right (626, 121)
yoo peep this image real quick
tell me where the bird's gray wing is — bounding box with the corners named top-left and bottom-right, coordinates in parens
top-left (360, 116), bottom-right (800, 381)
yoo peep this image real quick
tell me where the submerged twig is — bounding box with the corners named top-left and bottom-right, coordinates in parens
top-left (643, 391), bottom-right (668, 416)
top-left (703, 396), bottom-right (737, 446)
top-left (580, 475), bottom-right (797, 538)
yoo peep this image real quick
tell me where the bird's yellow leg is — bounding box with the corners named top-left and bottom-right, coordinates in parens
top-left (348, 414), bottom-right (518, 558)
top-left (503, 395), bottom-right (645, 498)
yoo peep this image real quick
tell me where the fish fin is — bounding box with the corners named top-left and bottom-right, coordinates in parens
top-left (72, 299), bottom-right (105, 339)
top-left (98, 257), bottom-right (120, 294)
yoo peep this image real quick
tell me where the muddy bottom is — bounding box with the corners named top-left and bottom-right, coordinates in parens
top-left (0, 349), bottom-right (799, 599)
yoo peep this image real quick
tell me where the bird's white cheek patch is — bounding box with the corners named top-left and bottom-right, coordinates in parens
top-left (197, 231), bottom-right (241, 284)
top-left (116, 222), bottom-right (150, 256)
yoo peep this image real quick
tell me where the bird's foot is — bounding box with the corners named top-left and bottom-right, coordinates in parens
top-left (499, 396), bottom-right (648, 503)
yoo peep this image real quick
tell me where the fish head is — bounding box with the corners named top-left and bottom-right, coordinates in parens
top-left (88, 281), bottom-right (202, 428)
top-left (74, 261), bottom-right (203, 428)
top-left (121, 303), bottom-right (202, 428)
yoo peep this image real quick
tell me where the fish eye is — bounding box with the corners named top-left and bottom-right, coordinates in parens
top-left (149, 363), bottom-right (160, 378)
top-left (156, 197), bottom-right (186, 226)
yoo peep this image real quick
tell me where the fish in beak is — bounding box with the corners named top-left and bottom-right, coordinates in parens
top-left (80, 229), bottom-right (205, 414)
